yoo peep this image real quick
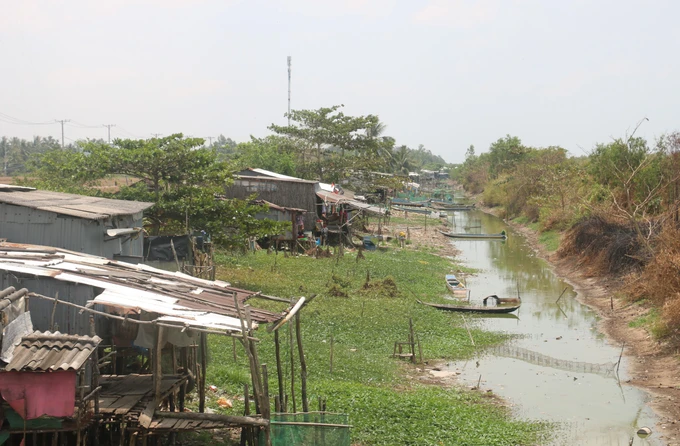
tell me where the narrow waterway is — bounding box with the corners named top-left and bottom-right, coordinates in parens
top-left (444, 210), bottom-right (658, 446)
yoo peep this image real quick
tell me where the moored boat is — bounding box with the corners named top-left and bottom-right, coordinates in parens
top-left (445, 274), bottom-right (468, 297)
top-left (439, 230), bottom-right (507, 239)
top-left (417, 299), bottom-right (520, 314)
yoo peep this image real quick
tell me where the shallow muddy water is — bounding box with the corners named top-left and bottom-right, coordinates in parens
top-left (444, 210), bottom-right (658, 446)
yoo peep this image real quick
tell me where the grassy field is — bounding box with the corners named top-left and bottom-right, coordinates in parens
top-left (203, 247), bottom-right (550, 445)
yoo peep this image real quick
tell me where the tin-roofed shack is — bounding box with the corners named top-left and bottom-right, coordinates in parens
top-left (0, 185), bottom-right (153, 261)
top-left (0, 241), bottom-right (312, 444)
top-left (225, 169), bottom-right (318, 229)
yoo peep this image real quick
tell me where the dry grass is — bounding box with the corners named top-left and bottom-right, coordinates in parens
top-left (626, 222), bottom-right (680, 341)
top-left (558, 214), bottom-right (644, 276)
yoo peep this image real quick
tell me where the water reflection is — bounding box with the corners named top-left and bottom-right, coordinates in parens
top-left (445, 210), bottom-right (659, 446)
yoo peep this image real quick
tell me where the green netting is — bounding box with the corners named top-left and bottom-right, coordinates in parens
top-left (266, 412), bottom-right (350, 446)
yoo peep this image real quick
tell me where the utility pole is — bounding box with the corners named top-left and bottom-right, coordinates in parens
top-left (287, 56), bottom-right (292, 126)
top-left (103, 124), bottom-right (116, 144)
top-left (55, 119), bottom-right (71, 148)
top-left (205, 136), bottom-right (214, 146)
top-left (151, 133), bottom-right (162, 138)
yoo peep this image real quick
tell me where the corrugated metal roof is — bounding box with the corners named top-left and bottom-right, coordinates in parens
top-left (316, 189), bottom-right (385, 215)
top-left (251, 200), bottom-right (307, 213)
top-left (0, 241), bottom-right (287, 333)
top-left (6, 331), bottom-right (101, 371)
top-left (0, 189), bottom-right (153, 220)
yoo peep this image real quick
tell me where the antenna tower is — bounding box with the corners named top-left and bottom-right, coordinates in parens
top-left (287, 56), bottom-right (292, 126)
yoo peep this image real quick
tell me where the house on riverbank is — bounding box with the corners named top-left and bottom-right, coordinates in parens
top-left (0, 240), bottom-right (317, 444)
top-left (0, 184), bottom-right (153, 261)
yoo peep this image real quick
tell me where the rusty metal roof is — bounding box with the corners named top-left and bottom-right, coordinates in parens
top-left (0, 189), bottom-right (153, 220)
top-left (6, 331), bottom-right (101, 371)
top-left (0, 241), bottom-right (289, 333)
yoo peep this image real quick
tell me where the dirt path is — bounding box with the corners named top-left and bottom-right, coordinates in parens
top-left (508, 221), bottom-right (680, 445)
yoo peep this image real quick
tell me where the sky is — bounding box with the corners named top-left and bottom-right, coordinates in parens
top-left (1, 0), bottom-right (679, 163)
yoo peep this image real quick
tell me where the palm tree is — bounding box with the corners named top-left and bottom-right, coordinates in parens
top-left (391, 145), bottom-right (413, 175)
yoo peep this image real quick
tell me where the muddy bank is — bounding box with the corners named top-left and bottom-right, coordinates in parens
top-left (506, 218), bottom-right (680, 445)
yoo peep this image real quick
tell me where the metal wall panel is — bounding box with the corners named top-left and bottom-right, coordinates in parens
top-left (0, 204), bottom-right (144, 259)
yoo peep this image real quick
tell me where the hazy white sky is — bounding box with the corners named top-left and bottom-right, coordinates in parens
top-left (1, 0), bottom-right (679, 163)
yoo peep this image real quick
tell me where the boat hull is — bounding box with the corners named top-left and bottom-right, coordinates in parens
top-left (417, 300), bottom-right (520, 314)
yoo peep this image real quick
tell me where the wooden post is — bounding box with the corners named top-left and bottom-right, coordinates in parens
top-left (50, 292), bottom-right (59, 331)
top-left (261, 364), bottom-right (272, 446)
top-left (153, 324), bottom-right (165, 400)
top-left (171, 346), bottom-right (177, 373)
top-left (274, 330), bottom-right (285, 412)
top-left (233, 296), bottom-right (263, 419)
top-left (199, 332), bottom-right (207, 413)
top-left (409, 318), bottom-right (416, 364)
top-left (329, 334), bottom-right (334, 374)
top-left (288, 320), bottom-right (296, 413)
top-left (295, 313), bottom-right (309, 413)
top-left (232, 337), bottom-right (238, 362)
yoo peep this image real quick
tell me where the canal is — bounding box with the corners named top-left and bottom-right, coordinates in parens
top-left (444, 209), bottom-right (658, 445)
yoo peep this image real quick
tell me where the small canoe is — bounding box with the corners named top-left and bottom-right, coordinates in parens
top-left (393, 206), bottom-right (447, 218)
top-left (391, 198), bottom-right (428, 207)
top-left (439, 230), bottom-right (507, 239)
top-left (445, 274), bottom-right (467, 296)
top-left (429, 204), bottom-right (476, 211)
top-left (417, 299), bottom-right (520, 314)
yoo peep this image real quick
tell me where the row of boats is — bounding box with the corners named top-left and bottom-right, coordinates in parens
top-left (417, 274), bottom-right (521, 314)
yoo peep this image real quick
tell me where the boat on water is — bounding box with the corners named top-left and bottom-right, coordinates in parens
top-left (439, 230), bottom-right (507, 239)
top-left (430, 200), bottom-right (476, 210)
top-left (391, 198), bottom-right (429, 207)
top-left (445, 274), bottom-right (468, 297)
top-left (393, 206), bottom-right (447, 218)
top-left (417, 299), bottom-right (520, 314)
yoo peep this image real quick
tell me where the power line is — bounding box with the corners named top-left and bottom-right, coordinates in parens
top-left (0, 112), bottom-right (53, 126)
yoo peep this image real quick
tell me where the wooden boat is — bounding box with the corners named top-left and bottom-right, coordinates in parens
top-left (430, 200), bottom-right (476, 210)
top-left (417, 299), bottom-right (520, 314)
top-left (445, 274), bottom-right (467, 296)
top-left (393, 206), bottom-right (447, 218)
top-left (391, 198), bottom-right (428, 207)
top-left (439, 230), bottom-right (507, 239)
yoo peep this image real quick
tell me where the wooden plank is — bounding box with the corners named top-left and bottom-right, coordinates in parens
top-left (138, 398), bottom-right (158, 429)
top-left (113, 395), bottom-right (145, 415)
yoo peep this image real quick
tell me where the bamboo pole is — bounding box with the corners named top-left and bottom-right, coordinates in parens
top-left (295, 313), bottom-right (309, 413)
top-left (153, 325), bottom-right (165, 400)
top-left (199, 333), bottom-right (207, 413)
top-left (274, 330), bottom-right (285, 411)
top-left (154, 411), bottom-right (268, 427)
top-left (289, 320), bottom-right (296, 413)
top-left (261, 364), bottom-right (272, 446)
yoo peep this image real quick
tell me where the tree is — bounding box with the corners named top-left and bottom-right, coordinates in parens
top-left (25, 134), bottom-right (288, 249)
top-left (269, 105), bottom-right (382, 181)
top-left (488, 135), bottom-right (527, 178)
top-left (391, 145), bottom-right (413, 175)
top-left (233, 135), bottom-right (297, 176)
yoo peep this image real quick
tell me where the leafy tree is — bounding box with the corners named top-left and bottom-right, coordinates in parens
top-left (488, 135), bottom-right (527, 178)
top-left (25, 134), bottom-right (288, 249)
top-left (233, 135), bottom-right (298, 176)
top-left (269, 105), bottom-right (383, 181)
top-left (391, 145), bottom-right (413, 175)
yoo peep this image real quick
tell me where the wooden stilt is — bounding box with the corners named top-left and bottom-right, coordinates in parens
top-left (274, 330), bottom-right (285, 412)
top-left (199, 333), bottom-right (207, 413)
top-left (288, 320), bottom-right (296, 413)
top-left (295, 313), bottom-right (309, 413)
top-left (153, 325), bottom-right (165, 400)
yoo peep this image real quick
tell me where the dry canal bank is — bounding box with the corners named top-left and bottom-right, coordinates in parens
top-left (446, 207), bottom-right (672, 445)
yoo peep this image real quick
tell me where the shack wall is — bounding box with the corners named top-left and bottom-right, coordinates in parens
top-left (224, 179), bottom-right (317, 228)
top-left (0, 273), bottom-right (99, 335)
top-left (0, 204), bottom-right (144, 259)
